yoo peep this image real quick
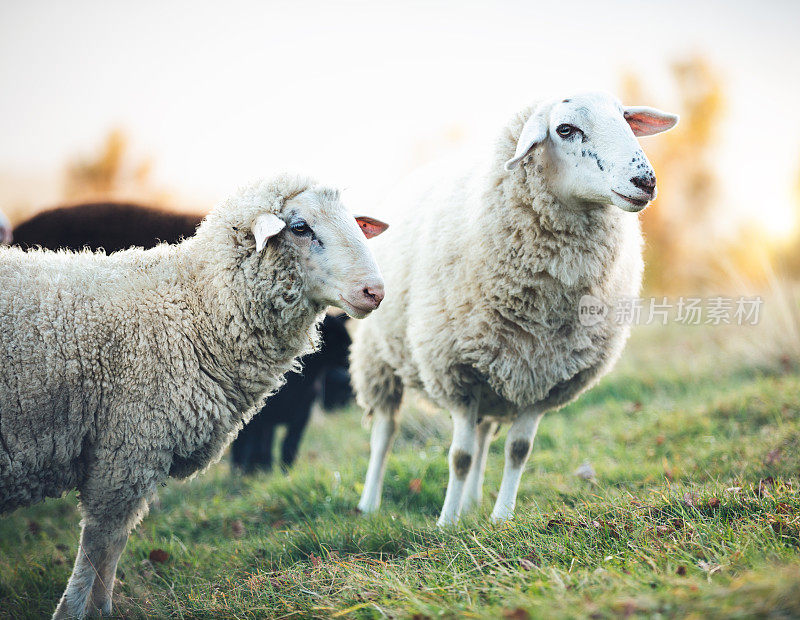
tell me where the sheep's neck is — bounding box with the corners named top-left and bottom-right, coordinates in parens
top-left (179, 246), bottom-right (322, 414)
top-left (478, 153), bottom-right (630, 300)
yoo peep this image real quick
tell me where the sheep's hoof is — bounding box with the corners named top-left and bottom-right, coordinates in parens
top-left (356, 502), bottom-right (378, 515)
top-left (52, 603), bottom-right (83, 620)
top-left (436, 515), bottom-right (460, 529)
top-left (490, 511), bottom-right (513, 524)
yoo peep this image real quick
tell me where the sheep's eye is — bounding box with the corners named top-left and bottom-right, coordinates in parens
top-left (556, 124), bottom-right (578, 138)
top-left (290, 220), bottom-right (312, 236)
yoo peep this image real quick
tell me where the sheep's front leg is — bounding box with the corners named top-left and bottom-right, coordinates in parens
top-left (52, 521), bottom-right (130, 619)
top-left (490, 410), bottom-right (544, 523)
top-left (460, 419), bottom-right (498, 514)
top-left (437, 405), bottom-right (479, 527)
top-left (357, 410), bottom-right (398, 513)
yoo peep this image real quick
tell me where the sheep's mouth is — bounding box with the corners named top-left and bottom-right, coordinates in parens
top-left (338, 295), bottom-right (373, 319)
top-left (612, 191), bottom-right (650, 209)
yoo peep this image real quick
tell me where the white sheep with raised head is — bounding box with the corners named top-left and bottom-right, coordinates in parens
top-left (350, 92), bottom-right (678, 526)
top-left (0, 174), bottom-right (388, 618)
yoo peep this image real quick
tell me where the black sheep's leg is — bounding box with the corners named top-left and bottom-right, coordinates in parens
top-left (231, 430), bottom-right (258, 473)
top-left (230, 434), bottom-right (247, 470)
top-left (281, 406), bottom-right (313, 471)
top-left (255, 422), bottom-right (276, 472)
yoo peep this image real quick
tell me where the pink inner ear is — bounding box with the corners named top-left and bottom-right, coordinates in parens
top-left (355, 216), bottom-right (389, 239)
top-left (624, 112), bottom-right (675, 137)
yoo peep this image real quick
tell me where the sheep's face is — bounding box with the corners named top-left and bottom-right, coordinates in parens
top-left (253, 189), bottom-right (388, 318)
top-left (0, 209), bottom-right (11, 245)
top-left (505, 92), bottom-right (678, 212)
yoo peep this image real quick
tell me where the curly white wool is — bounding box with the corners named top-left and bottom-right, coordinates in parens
top-left (0, 174), bottom-right (383, 618)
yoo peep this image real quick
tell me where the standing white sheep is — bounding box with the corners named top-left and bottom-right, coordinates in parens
top-left (350, 92), bottom-right (678, 526)
top-left (0, 174), bottom-right (388, 618)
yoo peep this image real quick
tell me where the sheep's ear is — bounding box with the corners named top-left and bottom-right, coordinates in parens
top-left (252, 213), bottom-right (286, 252)
top-left (355, 216), bottom-right (389, 239)
top-left (505, 105), bottom-right (550, 171)
top-left (624, 106), bottom-right (679, 137)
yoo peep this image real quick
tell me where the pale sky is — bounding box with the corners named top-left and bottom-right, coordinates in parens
top-left (1, 0), bottom-right (799, 233)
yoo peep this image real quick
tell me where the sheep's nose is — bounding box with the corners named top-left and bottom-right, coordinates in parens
top-left (362, 283), bottom-right (385, 308)
top-left (630, 174), bottom-right (656, 196)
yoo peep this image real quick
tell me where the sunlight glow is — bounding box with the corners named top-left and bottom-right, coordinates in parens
top-left (0, 0), bottom-right (798, 243)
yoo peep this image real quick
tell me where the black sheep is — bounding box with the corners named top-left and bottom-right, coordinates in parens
top-left (231, 313), bottom-right (352, 472)
top-left (10, 201), bottom-right (354, 473)
top-left (11, 202), bottom-right (202, 252)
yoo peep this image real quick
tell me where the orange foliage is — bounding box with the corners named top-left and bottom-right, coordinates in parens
top-left (621, 55), bottom-right (726, 292)
top-left (63, 129), bottom-right (168, 206)
top-left (623, 56), bottom-right (800, 292)
top-left (774, 153), bottom-right (800, 276)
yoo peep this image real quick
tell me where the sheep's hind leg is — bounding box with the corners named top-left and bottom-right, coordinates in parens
top-left (281, 407), bottom-right (312, 470)
top-left (437, 402), bottom-right (480, 527)
top-left (460, 419), bottom-right (498, 515)
top-left (357, 409), bottom-right (399, 513)
top-left (257, 422), bottom-right (276, 473)
top-left (490, 410), bottom-right (544, 523)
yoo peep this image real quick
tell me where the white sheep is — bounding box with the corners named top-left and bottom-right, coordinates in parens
top-left (0, 174), bottom-right (388, 619)
top-left (350, 92), bottom-right (678, 526)
top-left (0, 208), bottom-right (11, 244)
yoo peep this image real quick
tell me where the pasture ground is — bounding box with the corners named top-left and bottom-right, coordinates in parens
top-left (2, 321), bottom-right (800, 619)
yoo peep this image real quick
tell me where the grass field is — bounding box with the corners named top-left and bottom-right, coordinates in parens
top-left (2, 319), bottom-right (800, 619)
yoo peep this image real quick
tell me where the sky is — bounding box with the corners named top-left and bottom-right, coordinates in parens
top-left (1, 0), bottom-right (799, 234)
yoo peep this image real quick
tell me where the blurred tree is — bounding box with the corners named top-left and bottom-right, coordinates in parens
top-left (774, 152), bottom-right (800, 275)
top-left (794, 153), bottom-right (800, 261)
top-left (621, 56), bottom-right (726, 292)
top-left (64, 129), bottom-right (128, 198)
top-left (63, 129), bottom-right (167, 205)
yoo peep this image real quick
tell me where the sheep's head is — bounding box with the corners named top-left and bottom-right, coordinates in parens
top-left (250, 185), bottom-right (388, 319)
top-left (0, 209), bottom-right (11, 244)
top-left (505, 92), bottom-right (678, 212)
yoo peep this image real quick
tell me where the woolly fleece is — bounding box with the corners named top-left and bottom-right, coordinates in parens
top-left (0, 175), bottom-right (335, 524)
top-left (350, 104), bottom-right (644, 422)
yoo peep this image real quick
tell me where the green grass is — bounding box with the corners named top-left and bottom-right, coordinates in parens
top-left (2, 322), bottom-right (800, 619)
